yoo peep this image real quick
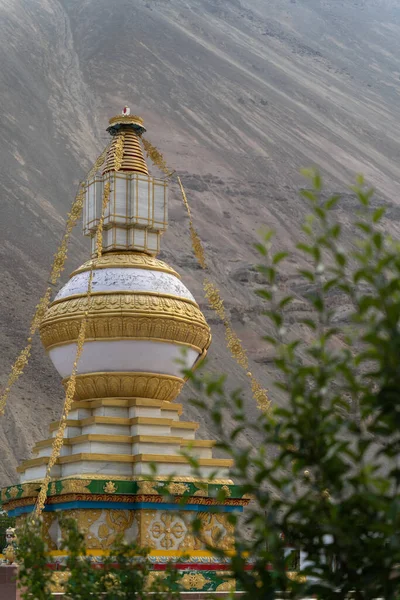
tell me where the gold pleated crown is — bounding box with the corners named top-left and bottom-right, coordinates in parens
top-left (103, 128), bottom-right (149, 175)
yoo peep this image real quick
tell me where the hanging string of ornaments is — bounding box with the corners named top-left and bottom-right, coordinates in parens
top-left (35, 145), bottom-right (114, 516)
top-left (0, 142), bottom-right (112, 418)
top-left (142, 137), bottom-right (271, 412)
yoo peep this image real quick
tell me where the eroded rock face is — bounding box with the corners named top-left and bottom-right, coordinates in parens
top-left (1, 0), bottom-right (400, 483)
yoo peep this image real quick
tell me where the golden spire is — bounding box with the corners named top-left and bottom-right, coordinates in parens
top-left (103, 111), bottom-right (149, 175)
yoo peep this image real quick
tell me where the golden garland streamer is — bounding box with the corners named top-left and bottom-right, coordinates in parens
top-left (204, 281), bottom-right (270, 411)
top-left (35, 177), bottom-right (112, 516)
top-left (0, 144), bottom-right (111, 416)
top-left (141, 143), bottom-right (271, 410)
top-left (96, 181), bottom-right (111, 258)
top-left (49, 186), bottom-right (85, 285)
top-left (114, 133), bottom-right (125, 172)
top-left (177, 177), bottom-right (207, 270)
top-left (34, 270), bottom-right (94, 516)
top-left (141, 137), bottom-right (171, 176)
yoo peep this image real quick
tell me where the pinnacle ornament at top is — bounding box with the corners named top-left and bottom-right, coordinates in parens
top-left (83, 110), bottom-right (167, 256)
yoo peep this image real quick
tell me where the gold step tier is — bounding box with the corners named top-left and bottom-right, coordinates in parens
top-left (17, 454), bottom-right (232, 474)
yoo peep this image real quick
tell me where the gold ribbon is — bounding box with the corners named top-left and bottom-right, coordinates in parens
top-left (0, 143), bottom-right (110, 416)
top-left (34, 271), bottom-right (93, 515)
top-left (142, 138), bottom-right (270, 411)
top-left (114, 132), bottom-right (125, 172)
top-left (35, 176), bottom-right (112, 516)
top-left (142, 137), bottom-right (172, 176)
top-left (96, 181), bottom-right (111, 258)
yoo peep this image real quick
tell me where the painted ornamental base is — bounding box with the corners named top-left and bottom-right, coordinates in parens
top-left (2, 476), bottom-right (249, 593)
top-left (2, 395), bottom-right (248, 592)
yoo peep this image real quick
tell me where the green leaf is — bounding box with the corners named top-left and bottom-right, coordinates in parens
top-left (273, 251), bottom-right (289, 265)
top-left (298, 269), bottom-right (316, 282)
top-left (372, 206), bottom-right (386, 223)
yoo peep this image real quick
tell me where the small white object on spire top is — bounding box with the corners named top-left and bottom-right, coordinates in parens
top-left (122, 106), bottom-right (131, 116)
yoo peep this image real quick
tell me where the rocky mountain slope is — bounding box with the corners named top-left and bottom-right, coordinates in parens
top-left (1, 0), bottom-right (400, 484)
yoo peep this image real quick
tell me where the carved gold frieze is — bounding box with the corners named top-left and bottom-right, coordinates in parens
top-left (42, 293), bottom-right (205, 322)
top-left (61, 479), bottom-right (91, 494)
top-left (71, 252), bottom-right (180, 278)
top-left (68, 372), bottom-right (184, 401)
top-left (144, 512), bottom-right (187, 550)
top-left (139, 510), bottom-right (235, 552)
top-left (60, 509), bottom-right (137, 549)
top-left (40, 315), bottom-right (210, 351)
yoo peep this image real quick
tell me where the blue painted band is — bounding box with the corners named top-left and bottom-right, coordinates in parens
top-left (8, 501), bottom-right (243, 518)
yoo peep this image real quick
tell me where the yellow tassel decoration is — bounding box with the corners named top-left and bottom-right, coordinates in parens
top-left (35, 178), bottom-right (112, 516)
top-left (144, 140), bottom-right (271, 412)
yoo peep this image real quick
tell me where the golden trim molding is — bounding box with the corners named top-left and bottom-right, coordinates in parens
top-left (47, 290), bottom-right (200, 309)
top-left (109, 114), bottom-right (144, 127)
top-left (65, 372), bottom-right (185, 401)
top-left (70, 397), bottom-right (183, 413)
top-left (41, 328), bottom-right (208, 356)
top-left (70, 253), bottom-right (180, 278)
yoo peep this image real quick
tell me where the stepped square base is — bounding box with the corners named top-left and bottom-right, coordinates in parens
top-left (2, 477), bottom-right (250, 592)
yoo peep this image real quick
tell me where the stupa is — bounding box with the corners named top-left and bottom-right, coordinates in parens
top-left (1, 110), bottom-right (249, 592)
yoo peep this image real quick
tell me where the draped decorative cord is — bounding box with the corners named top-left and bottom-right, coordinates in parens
top-left (142, 137), bottom-right (270, 412)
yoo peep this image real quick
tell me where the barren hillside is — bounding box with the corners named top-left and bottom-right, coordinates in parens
top-left (1, 0), bottom-right (400, 484)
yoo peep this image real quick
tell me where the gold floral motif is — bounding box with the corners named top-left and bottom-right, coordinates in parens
top-left (166, 482), bottom-right (190, 495)
top-left (68, 372), bottom-right (184, 402)
top-left (98, 510), bottom-right (135, 548)
top-left (198, 512), bottom-right (235, 551)
top-left (61, 509), bottom-right (136, 549)
top-left (61, 479), bottom-right (91, 494)
top-left (193, 483), bottom-right (209, 497)
top-left (48, 571), bottom-right (69, 594)
top-left (179, 573), bottom-right (210, 591)
top-left (145, 572), bottom-right (166, 590)
top-left (148, 512), bottom-right (186, 550)
top-left (62, 509), bottom-right (103, 549)
top-left (221, 485), bottom-right (232, 498)
top-left (138, 480), bottom-right (158, 495)
top-left (7, 486), bottom-right (19, 499)
top-left (216, 579), bottom-right (236, 592)
top-left (103, 481), bottom-right (117, 494)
